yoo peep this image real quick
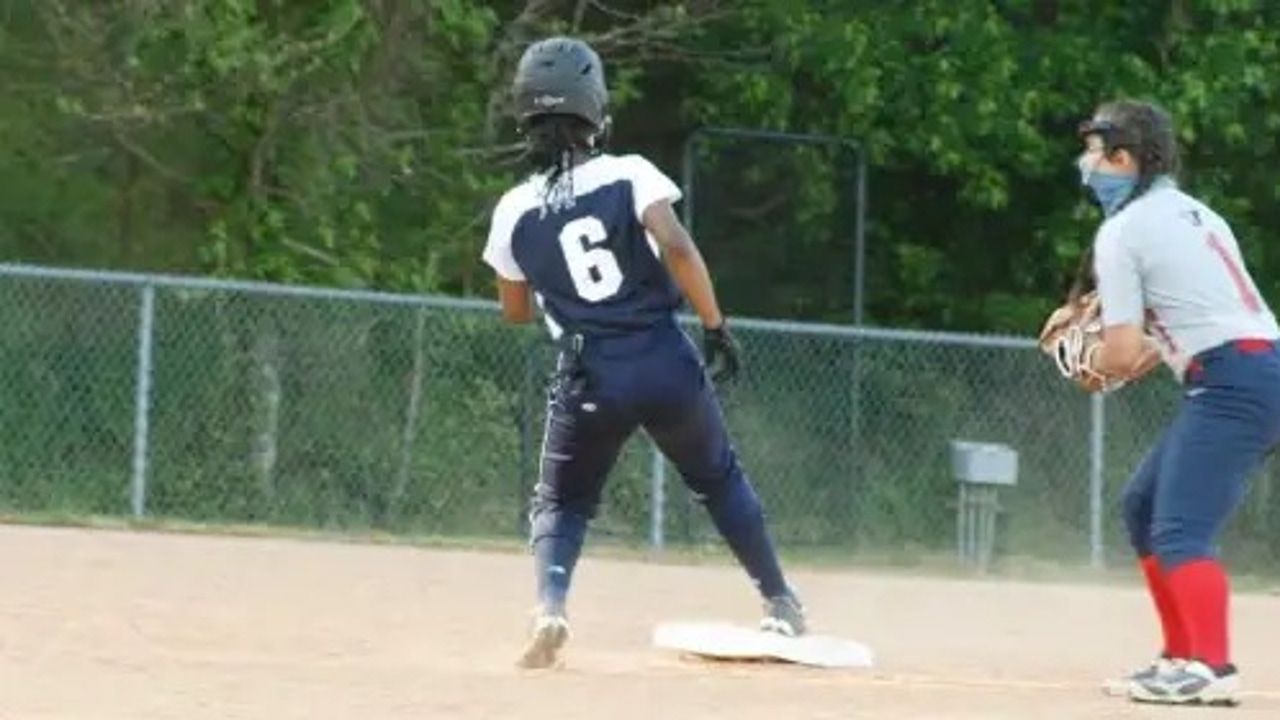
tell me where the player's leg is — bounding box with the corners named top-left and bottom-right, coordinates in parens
top-left (520, 357), bottom-right (637, 668)
top-left (1130, 346), bottom-right (1280, 704)
top-left (1118, 428), bottom-right (1190, 667)
top-left (1127, 403), bottom-right (1252, 704)
top-left (639, 338), bottom-right (803, 635)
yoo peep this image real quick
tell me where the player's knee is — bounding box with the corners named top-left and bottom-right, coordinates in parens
top-left (1151, 521), bottom-right (1214, 570)
top-left (532, 480), bottom-right (601, 518)
top-left (529, 503), bottom-right (590, 544)
top-left (700, 471), bottom-right (764, 526)
top-left (1120, 482), bottom-right (1155, 555)
top-left (679, 447), bottom-right (743, 500)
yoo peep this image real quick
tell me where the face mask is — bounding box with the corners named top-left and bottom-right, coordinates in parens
top-left (1078, 156), bottom-right (1136, 216)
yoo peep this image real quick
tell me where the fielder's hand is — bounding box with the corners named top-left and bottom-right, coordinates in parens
top-left (1037, 291), bottom-right (1122, 393)
top-left (703, 323), bottom-right (741, 384)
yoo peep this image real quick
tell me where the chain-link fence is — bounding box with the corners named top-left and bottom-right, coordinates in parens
top-left (4, 264), bottom-right (1280, 573)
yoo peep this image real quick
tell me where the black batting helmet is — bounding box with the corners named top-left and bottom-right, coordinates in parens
top-left (512, 37), bottom-right (609, 131)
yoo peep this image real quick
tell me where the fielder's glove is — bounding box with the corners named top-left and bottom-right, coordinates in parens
top-left (702, 323), bottom-right (741, 384)
top-left (1037, 291), bottom-right (1122, 393)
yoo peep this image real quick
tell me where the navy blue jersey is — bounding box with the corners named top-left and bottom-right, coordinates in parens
top-left (483, 154), bottom-right (683, 338)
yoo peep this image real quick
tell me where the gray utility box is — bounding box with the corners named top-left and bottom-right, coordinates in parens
top-left (951, 440), bottom-right (1018, 486)
top-left (950, 441), bottom-right (1019, 573)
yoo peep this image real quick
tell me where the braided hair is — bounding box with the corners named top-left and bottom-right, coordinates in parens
top-left (1068, 99), bottom-right (1180, 300)
top-left (523, 114), bottom-right (601, 216)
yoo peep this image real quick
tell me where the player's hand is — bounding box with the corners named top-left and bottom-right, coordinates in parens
top-left (1037, 291), bottom-right (1124, 393)
top-left (702, 323), bottom-right (741, 384)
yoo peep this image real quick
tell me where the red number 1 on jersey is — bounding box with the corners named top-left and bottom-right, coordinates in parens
top-left (1205, 232), bottom-right (1262, 313)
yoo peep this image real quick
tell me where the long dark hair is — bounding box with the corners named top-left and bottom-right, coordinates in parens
top-left (1069, 99), bottom-right (1180, 300)
top-left (523, 114), bottom-right (600, 214)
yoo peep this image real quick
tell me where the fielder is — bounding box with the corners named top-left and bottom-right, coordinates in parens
top-left (482, 37), bottom-right (806, 670)
top-left (1056, 99), bottom-right (1280, 706)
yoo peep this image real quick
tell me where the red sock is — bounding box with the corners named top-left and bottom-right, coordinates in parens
top-left (1165, 558), bottom-right (1231, 668)
top-left (1138, 555), bottom-right (1190, 658)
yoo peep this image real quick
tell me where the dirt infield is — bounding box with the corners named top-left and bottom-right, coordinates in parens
top-left (3, 525), bottom-right (1279, 719)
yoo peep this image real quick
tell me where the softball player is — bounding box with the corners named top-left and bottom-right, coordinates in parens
top-left (1079, 99), bottom-right (1280, 706)
top-left (482, 37), bottom-right (805, 670)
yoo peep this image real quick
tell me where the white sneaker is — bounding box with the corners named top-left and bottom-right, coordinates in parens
top-left (1129, 659), bottom-right (1240, 706)
top-left (516, 611), bottom-right (570, 670)
top-left (759, 592), bottom-right (807, 637)
top-left (1101, 656), bottom-right (1183, 697)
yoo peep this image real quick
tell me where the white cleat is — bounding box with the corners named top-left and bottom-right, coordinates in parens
top-left (1101, 656), bottom-right (1183, 697)
top-left (517, 612), bottom-right (570, 670)
top-left (759, 592), bottom-right (807, 637)
top-left (1129, 659), bottom-right (1240, 707)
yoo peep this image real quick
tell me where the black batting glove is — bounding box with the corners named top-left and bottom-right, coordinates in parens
top-left (702, 323), bottom-right (741, 384)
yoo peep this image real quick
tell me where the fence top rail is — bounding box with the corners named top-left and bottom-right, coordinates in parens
top-left (722, 315), bottom-right (1038, 349)
top-left (0, 262), bottom-right (1038, 349)
top-left (0, 262), bottom-right (498, 313)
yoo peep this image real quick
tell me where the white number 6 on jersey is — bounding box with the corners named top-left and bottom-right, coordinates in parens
top-left (559, 216), bottom-right (623, 302)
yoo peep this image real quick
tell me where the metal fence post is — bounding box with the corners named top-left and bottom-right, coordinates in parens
top-left (131, 284), bottom-right (156, 519)
top-left (853, 148), bottom-right (868, 326)
top-left (650, 441), bottom-right (666, 550)
top-left (1089, 392), bottom-right (1106, 569)
top-left (392, 306), bottom-right (428, 507)
top-left (518, 334), bottom-right (538, 537)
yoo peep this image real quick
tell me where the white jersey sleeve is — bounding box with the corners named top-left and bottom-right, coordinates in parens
top-left (625, 155), bottom-right (682, 221)
top-left (481, 190), bottom-right (527, 281)
top-left (1093, 217), bottom-right (1145, 328)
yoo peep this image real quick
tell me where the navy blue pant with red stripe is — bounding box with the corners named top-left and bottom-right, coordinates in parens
top-left (528, 321), bottom-right (789, 613)
top-left (1122, 339), bottom-right (1280, 569)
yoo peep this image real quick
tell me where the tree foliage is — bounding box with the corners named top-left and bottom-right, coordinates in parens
top-left (3, 0), bottom-right (1280, 331)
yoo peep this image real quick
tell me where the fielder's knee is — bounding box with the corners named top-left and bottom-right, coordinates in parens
top-left (1121, 483), bottom-right (1155, 557)
top-left (1151, 521), bottom-right (1215, 570)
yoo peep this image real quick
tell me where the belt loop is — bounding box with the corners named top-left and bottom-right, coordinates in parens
top-left (557, 332), bottom-right (584, 356)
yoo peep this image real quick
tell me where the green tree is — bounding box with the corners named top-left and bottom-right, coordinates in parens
top-left (4, 1), bottom-right (1280, 332)
top-left (673, 0), bottom-right (1280, 330)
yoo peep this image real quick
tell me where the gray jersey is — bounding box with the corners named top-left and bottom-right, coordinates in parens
top-left (1093, 178), bottom-right (1279, 379)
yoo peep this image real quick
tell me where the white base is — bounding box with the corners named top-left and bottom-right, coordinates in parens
top-left (653, 621), bottom-right (874, 669)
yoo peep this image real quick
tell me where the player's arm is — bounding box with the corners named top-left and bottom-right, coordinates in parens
top-left (496, 278), bottom-right (535, 324)
top-left (641, 200), bottom-right (725, 330)
top-left (1092, 226), bottom-right (1159, 379)
top-left (482, 194), bottom-right (534, 325)
top-left (633, 158), bottom-right (739, 382)
top-left (1097, 325), bottom-right (1161, 379)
